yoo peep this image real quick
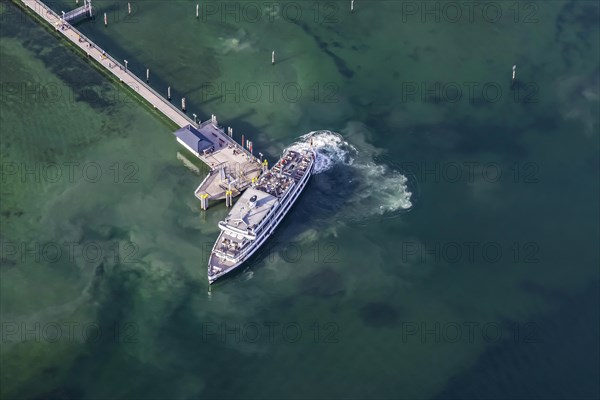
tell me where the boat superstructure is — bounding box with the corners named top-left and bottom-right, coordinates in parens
top-left (208, 149), bottom-right (315, 283)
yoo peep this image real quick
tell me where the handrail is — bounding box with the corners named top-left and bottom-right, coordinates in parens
top-left (194, 170), bottom-right (216, 195)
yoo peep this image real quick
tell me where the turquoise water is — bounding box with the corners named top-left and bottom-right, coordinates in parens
top-left (1, 1), bottom-right (598, 399)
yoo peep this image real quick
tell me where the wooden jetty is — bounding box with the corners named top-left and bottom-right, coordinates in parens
top-left (19, 0), bottom-right (262, 209)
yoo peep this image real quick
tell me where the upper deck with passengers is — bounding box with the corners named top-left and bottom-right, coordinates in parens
top-left (217, 150), bottom-right (313, 237)
top-left (269, 150), bottom-right (313, 182)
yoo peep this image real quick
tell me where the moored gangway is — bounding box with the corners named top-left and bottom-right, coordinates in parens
top-left (62, 0), bottom-right (93, 22)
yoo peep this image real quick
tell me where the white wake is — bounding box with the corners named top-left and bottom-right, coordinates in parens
top-left (285, 130), bottom-right (412, 219)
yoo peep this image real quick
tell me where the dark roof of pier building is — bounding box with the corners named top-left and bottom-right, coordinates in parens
top-left (173, 125), bottom-right (214, 153)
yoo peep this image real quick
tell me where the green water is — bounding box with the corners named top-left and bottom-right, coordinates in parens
top-left (1, 1), bottom-right (598, 399)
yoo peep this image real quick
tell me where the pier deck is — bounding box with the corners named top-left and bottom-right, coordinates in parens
top-left (20, 0), bottom-right (261, 206)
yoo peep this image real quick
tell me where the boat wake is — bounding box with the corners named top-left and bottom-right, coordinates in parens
top-left (286, 130), bottom-right (412, 220)
top-left (286, 130), bottom-right (358, 174)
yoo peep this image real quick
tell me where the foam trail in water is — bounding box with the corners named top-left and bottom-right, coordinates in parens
top-left (286, 130), bottom-right (357, 174)
top-left (285, 130), bottom-right (412, 219)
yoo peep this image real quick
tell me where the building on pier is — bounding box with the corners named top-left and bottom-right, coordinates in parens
top-left (173, 125), bottom-right (215, 158)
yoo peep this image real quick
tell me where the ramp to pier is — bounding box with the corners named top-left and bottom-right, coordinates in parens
top-left (63, 0), bottom-right (92, 22)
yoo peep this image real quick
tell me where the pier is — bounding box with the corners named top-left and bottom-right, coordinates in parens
top-left (19, 0), bottom-right (262, 208)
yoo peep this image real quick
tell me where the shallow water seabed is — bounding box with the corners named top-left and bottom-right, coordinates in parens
top-left (1, 0), bottom-right (599, 399)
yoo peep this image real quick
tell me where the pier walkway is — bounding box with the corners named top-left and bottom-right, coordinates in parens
top-left (20, 0), bottom-right (262, 207)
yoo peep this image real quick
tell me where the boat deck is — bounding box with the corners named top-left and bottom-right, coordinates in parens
top-left (209, 231), bottom-right (245, 278)
top-left (221, 188), bottom-right (279, 232)
top-left (272, 150), bottom-right (313, 181)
